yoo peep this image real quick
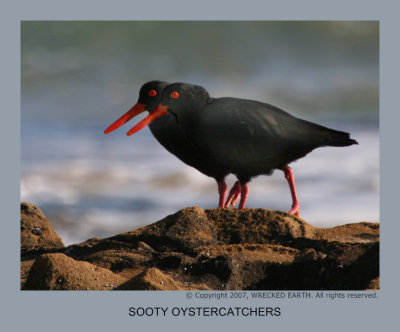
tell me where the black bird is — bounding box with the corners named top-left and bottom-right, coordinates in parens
top-left (104, 81), bottom-right (237, 207)
top-left (125, 82), bottom-right (358, 216)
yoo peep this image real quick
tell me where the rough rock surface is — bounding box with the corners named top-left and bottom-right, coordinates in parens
top-left (21, 202), bottom-right (65, 250)
top-left (23, 253), bottom-right (126, 290)
top-left (21, 204), bottom-right (379, 290)
top-left (21, 202), bottom-right (66, 288)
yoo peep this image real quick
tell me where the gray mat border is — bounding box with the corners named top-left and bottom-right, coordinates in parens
top-left (2, 0), bottom-right (397, 331)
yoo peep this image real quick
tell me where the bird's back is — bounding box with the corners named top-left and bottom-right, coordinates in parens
top-left (187, 97), bottom-right (357, 180)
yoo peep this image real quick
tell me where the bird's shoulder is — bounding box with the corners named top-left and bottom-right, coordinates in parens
top-left (194, 97), bottom-right (296, 134)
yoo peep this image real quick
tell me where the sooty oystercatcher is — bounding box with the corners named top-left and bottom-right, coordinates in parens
top-left (122, 82), bottom-right (358, 216)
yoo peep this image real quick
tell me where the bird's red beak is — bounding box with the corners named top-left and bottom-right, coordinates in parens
top-left (104, 102), bottom-right (147, 134)
top-left (126, 104), bottom-right (169, 136)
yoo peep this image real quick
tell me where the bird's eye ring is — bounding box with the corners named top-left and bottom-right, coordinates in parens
top-left (170, 91), bottom-right (180, 99)
top-left (148, 89), bottom-right (157, 97)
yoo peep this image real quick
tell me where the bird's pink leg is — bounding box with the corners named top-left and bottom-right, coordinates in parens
top-left (225, 181), bottom-right (241, 207)
top-left (217, 180), bottom-right (228, 208)
top-left (238, 183), bottom-right (249, 210)
top-left (283, 166), bottom-right (300, 217)
top-left (230, 181), bottom-right (242, 207)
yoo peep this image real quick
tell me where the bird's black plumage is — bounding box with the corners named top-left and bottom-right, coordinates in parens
top-left (158, 83), bottom-right (357, 183)
top-left (151, 82), bottom-right (358, 213)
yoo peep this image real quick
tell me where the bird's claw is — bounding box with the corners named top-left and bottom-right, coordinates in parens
top-left (224, 181), bottom-right (241, 207)
top-left (230, 193), bottom-right (241, 207)
top-left (288, 204), bottom-right (300, 217)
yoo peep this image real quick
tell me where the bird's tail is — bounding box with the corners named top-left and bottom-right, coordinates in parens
top-left (299, 119), bottom-right (358, 147)
top-left (322, 128), bottom-right (358, 147)
top-left (317, 126), bottom-right (358, 147)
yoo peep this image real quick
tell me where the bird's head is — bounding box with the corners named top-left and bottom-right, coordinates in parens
top-left (104, 80), bottom-right (169, 135)
top-left (156, 83), bottom-right (210, 119)
top-left (108, 82), bottom-right (211, 136)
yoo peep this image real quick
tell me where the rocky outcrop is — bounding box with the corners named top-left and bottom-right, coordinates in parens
top-left (21, 204), bottom-right (379, 290)
top-left (23, 253), bottom-right (126, 290)
top-left (21, 202), bottom-right (64, 250)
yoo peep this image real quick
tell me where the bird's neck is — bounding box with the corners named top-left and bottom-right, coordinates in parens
top-left (175, 98), bottom-right (207, 123)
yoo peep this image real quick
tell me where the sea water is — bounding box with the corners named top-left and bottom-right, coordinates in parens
top-left (21, 120), bottom-right (378, 245)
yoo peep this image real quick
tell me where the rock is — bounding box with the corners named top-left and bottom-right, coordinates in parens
top-left (23, 253), bottom-right (126, 290)
top-left (118, 267), bottom-right (211, 290)
top-left (21, 204), bottom-right (379, 290)
top-left (111, 207), bottom-right (319, 254)
top-left (20, 260), bottom-right (35, 289)
top-left (113, 207), bottom-right (217, 253)
top-left (367, 277), bottom-right (380, 290)
top-left (21, 202), bottom-right (64, 250)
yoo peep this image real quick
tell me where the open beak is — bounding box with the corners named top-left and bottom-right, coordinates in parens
top-left (104, 102), bottom-right (147, 134)
top-left (126, 105), bottom-right (169, 136)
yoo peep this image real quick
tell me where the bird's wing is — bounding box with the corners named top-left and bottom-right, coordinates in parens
top-left (188, 98), bottom-right (321, 173)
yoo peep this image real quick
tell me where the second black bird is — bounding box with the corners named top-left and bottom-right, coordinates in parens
top-left (124, 82), bottom-right (358, 216)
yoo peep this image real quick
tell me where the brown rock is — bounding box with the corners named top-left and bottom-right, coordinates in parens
top-left (113, 207), bottom-right (217, 253)
top-left (21, 202), bottom-right (64, 250)
top-left (110, 207), bottom-right (319, 254)
top-left (315, 222), bottom-right (380, 243)
top-left (20, 259), bottom-right (35, 289)
top-left (190, 243), bottom-right (300, 290)
top-left (367, 277), bottom-right (380, 290)
top-left (118, 267), bottom-right (211, 290)
top-left (21, 204), bottom-right (379, 291)
top-left (23, 253), bottom-right (126, 290)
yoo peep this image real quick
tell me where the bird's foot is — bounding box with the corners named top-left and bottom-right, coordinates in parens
top-left (230, 192), bottom-right (241, 207)
top-left (238, 183), bottom-right (249, 209)
top-left (225, 181), bottom-right (241, 207)
top-left (288, 204), bottom-right (300, 217)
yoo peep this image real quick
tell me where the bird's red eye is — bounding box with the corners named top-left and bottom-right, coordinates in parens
top-left (170, 91), bottom-right (180, 99)
top-left (148, 89), bottom-right (157, 97)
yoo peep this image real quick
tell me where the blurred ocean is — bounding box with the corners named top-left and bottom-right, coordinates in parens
top-left (21, 21), bottom-right (379, 245)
